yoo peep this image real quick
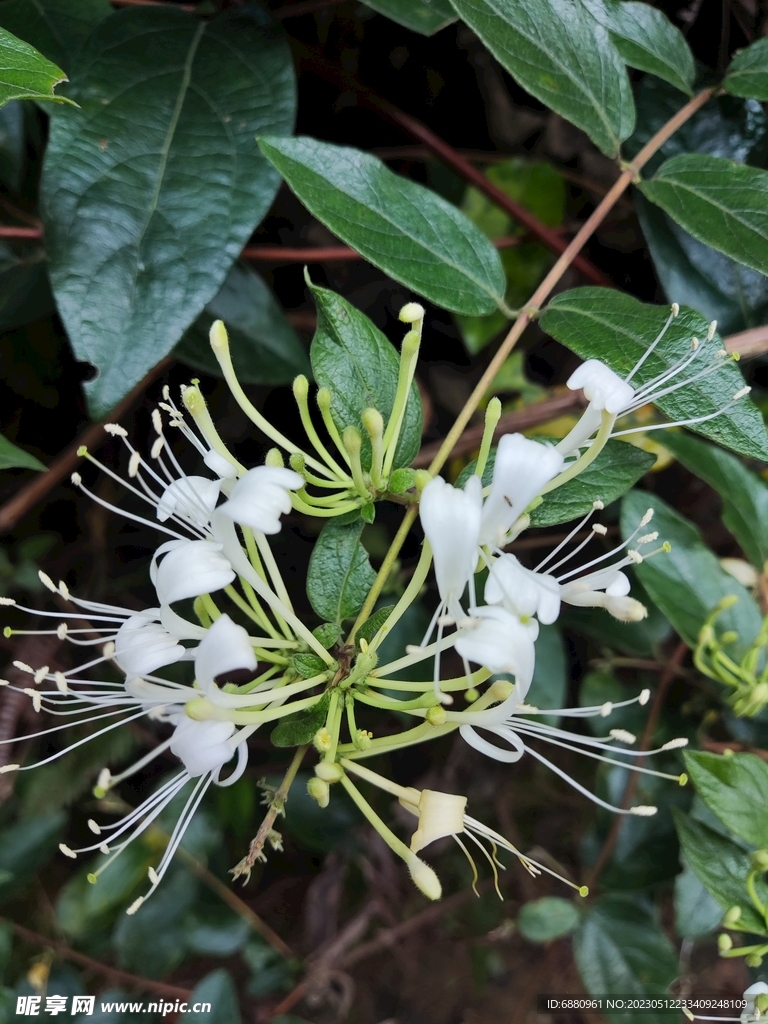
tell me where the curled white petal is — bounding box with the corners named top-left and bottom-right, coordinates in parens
top-left (114, 610), bottom-right (186, 677)
top-left (566, 359), bottom-right (635, 413)
top-left (169, 717), bottom-right (237, 777)
top-left (485, 553), bottom-right (561, 624)
top-left (152, 539), bottom-right (235, 605)
top-left (156, 476), bottom-right (221, 527)
top-left (218, 466), bottom-right (303, 534)
top-left (194, 613), bottom-right (257, 693)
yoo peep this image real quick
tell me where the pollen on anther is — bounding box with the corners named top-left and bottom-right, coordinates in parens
top-left (599, 701), bottom-right (613, 717)
top-left (59, 843), bottom-right (77, 859)
top-left (707, 320), bottom-right (717, 341)
top-left (87, 819), bottom-right (101, 835)
top-left (99, 844), bottom-right (110, 855)
top-left (104, 423), bottom-right (128, 437)
top-left (661, 737), bottom-right (688, 750)
top-left (71, 472), bottom-right (82, 486)
top-left (0, 597), bottom-right (16, 606)
top-left (671, 303), bottom-right (680, 317)
top-left (56, 623), bottom-right (67, 640)
top-left (0, 764), bottom-right (19, 774)
top-left (128, 451), bottom-right (141, 477)
top-left (734, 386), bottom-right (751, 401)
top-left (609, 729), bottom-right (636, 744)
top-left (148, 866), bottom-right (159, 885)
top-left (23, 688), bottom-right (42, 712)
top-left (38, 570), bottom-right (57, 593)
top-left (13, 661), bottom-right (33, 674)
top-left (629, 805), bottom-right (658, 816)
top-left (691, 337), bottom-right (699, 351)
top-left (592, 523), bottom-right (607, 536)
top-left (54, 672), bottom-right (68, 695)
top-left (152, 409), bottom-right (163, 435)
top-left (592, 500), bottom-right (605, 510)
top-left (59, 581), bottom-right (70, 600)
top-left (628, 549), bottom-right (643, 564)
top-left (33, 666), bottom-right (49, 685)
top-left (103, 641), bottom-right (116, 659)
top-left (640, 509), bottom-right (654, 527)
top-left (150, 437), bottom-right (164, 459)
top-left (126, 897), bottom-right (144, 916)
top-left (162, 385), bottom-right (170, 401)
top-left (639, 688), bottom-right (651, 705)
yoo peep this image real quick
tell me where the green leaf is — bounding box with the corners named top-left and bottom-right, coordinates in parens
top-left (259, 136), bottom-right (506, 315)
top-left (41, 6), bottom-right (296, 418)
top-left (640, 154), bottom-right (768, 278)
top-left (674, 861), bottom-right (723, 939)
top-left (0, 0), bottom-right (110, 71)
top-left (271, 693), bottom-right (328, 747)
top-left (309, 283), bottom-right (423, 471)
top-left (389, 468), bottom-right (416, 494)
top-left (573, 894), bottom-right (678, 1023)
top-left (725, 38), bottom-right (768, 102)
top-left (181, 970), bottom-right (241, 1024)
top-left (0, 433), bottom-right (45, 471)
top-left (684, 750), bottom-right (768, 848)
top-left (290, 653), bottom-right (329, 679)
top-left (456, 439), bottom-right (656, 526)
top-left (282, 771), bottom-right (363, 853)
top-left (564, 576), bottom-right (673, 656)
top-left (307, 519), bottom-right (377, 624)
top-left (362, 0), bottom-right (456, 34)
top-left (0, 25), bottom-right (72, 107)
top-left (673, 809), bottom-right (768, 933)
top-left (56, 841), bottom-right (150, 937)
top-left (582, 0), bottom-right (694, 96)
top-left (530, 623), bottom-right (567, 727)
top-left (661, 431), bottom-right (768, 568)
top-left (0, 810), bottom-right (64, 902)
top-left (356, 605), bottom-right (395, 646)
top-left (541, 288), bottom-right (768, 461)
top-left (447, 0), bottom-right (634, 158)
top-left (518, 897), bottom-right (580, 942)
top-left (113, 868), bottom-right (196, 978)
top-left (174, 262), bottom-right (309, 386)
top-left (312, 622), bottom-right (342, 649)
top-left (185, 908), bottom-right (249, 957)
top-left (620, 490), bottom-right (763, 659)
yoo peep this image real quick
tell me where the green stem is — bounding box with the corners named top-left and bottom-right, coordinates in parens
top-left (367, 540), bottom-right (433, 654)
top-left (339, 773), bottom-right (417, 866)
top-left (540, 411), bottom-right (615, 495)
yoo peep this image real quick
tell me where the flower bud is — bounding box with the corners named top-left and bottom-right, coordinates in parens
top-left (751, 849), bottom-right (768, 871)
top-left (406, 853), bottom-right (442, 900)
top-left (209, 319), bottom-right (229, 351)
top-left (314, 761), bottom-right (344, 783)
top-left (354, 729), bottom-right (373, 751)
top-left (746, 953), bottom-right (764, 968)
top-left (399, 302), bottom-right (425, 324)
top-left (426, 705), bottom-right (447, 726)
top-left (265, 448), bottom-right (285, 468)
top-left (361, 407), bottom-right (384, 440)
top-left (724, 905), bottom-right (742, 926)
top-left (718, 933), bottom-right (733, 952)
top-left (307, 776), bottom-right (330, 808)
top-left (292, 375), bottom-right (309, 402)
top-left (343, 426), bottom-right (362, 456)
top-left (313, 727), bottom-right (332, 753)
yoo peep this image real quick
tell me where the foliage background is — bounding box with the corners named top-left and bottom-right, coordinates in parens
top-left (1, 0), bottom-right (768, 1022)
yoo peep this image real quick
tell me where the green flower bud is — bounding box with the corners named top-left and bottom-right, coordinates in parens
top-left (307, 776), bottom-right (330, 808)
top-left (724, 905), bottom-right (742, 926)
top-left (314, 761), bottom-right (344, 783)
top-left (426, 705), bottom-right (447, 726)
top-left (751, 849), bottom-right (768, 871)
top-left (717, 933), bottom-right (733, 952)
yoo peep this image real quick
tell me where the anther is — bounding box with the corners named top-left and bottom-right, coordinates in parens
top-left (59, 581), bottom-right (69, 600)
top-left (33, 666), bottom-right (49, 684)
top-left (628, 549), bottom-right (643, 564)
top-left (13, 661), bottom-right (33, 674)
top-left (639, 688), bottom-right (650, 705)
top-left (38, 571), bottom-right (57, 593)
top-left (0, 679), bottom-right (8, 686)
top-left (126, 897), bottom-right (144, 916)
top-left (599, 702), bottom-right (613, 717)
top-left (128, 451), bottom-right (141, 477)
top-left (148, 866), bottom-right (159, 885)
top-left (671, 303), bottom-right (679, 317)
top-left (56, 623), bottom-right (67, 640)
top-left (23, 688), bottom-right (42, 712)
top-left (59, 844), bottom-right (77, 859)
top-left (609, 729), bottom-right (636, 744)
top-left (150, 437), bottom-right (164, 459)
top-left (71, 472), bottom-right (82, 486)
top-left (162, 385), bottom-right (171, 400)
top-left (637, 532), bottom-right (658, 546)
top-left (152, 409), bottom-right (163, 435)
top-left (592, 500), bottom-right (605, 510)
top-left (103, 641), bottom-right (115, 659)
top-left (629, 805), bottom-right (658, 816)
top-left (99, 844), bottom-right (110, 855)
top-left (0, 764), bottom-right (18, 773)
top-left (104, 423), bottom-right (127, 437)
top-left (691, 338), bottom-right (699, 351)
top-left (640, 509), bottom-right (654, 527)
top-left (734, 386), bottom-right (751, 400)
top-left (707, 320), bottom-right (717, 341)
top-left (54, 672), bottom-right (68, 695)
top-left (592, 523), bottom-right (607, 536)
top-left (87, 819), bottom-right (101, 835)
top-left (0, 597), bottom-right (15, 605)
top-left (661, 737), bottom-right (688, 750)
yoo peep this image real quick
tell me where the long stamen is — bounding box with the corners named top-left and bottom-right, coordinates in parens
top-left (534, 501), bottom-right (604, 572)
top-left (625, 306), bottom-right (678, 383)
top-left (70, 474), bottom-right (188, 540)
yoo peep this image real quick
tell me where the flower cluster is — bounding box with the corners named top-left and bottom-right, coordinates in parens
top-left (1, 300), bottom-right (750, 910)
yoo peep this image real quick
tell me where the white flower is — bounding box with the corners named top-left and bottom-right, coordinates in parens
top-left (114, 610), bottom-right (187, 678)
top-left (218, 466), bottom-right (303, 534)
top-left (560, 568), bottom-right (647, 622)
top-left (169, 716), bottom-right (238, 777)
top-left (455, 606), bottom-right (538, 686)
top-left (151, 539), bottom-right (235, 606)
top-left (479, 434), bottom-right (564, 547)
top-left (419, 475), bottom-right (482, 619)
top-left (567, 359), bottom-right (635, 414)
top-left (155, 476), bottom-right (222, 529)
top-left (485, 554), bottom-right (561, 624)
top-left (193, 613), bottom-right (256, 695)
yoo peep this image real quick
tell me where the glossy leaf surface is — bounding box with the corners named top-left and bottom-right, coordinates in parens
top-left (0, 24), bottom-right (71, 107)
top-left (362, 0), bottom-right (456, 34)
top-left (0, 0), bottom-right (110, 70)
top-left (725, 38), bottom-right (768, 102)
top-left (307, 519), bottom-right (376, 624)
top-left (684, 750), bottom-right (768, 848)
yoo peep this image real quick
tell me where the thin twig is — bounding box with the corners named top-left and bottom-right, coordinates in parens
top-left (585, 640), bottom-right (689, 890)
top-left (5, 918), bottom-right (192, 999)
top-left (0, 357), bottom-right (173, 535)
top-left (242, 235), bottom-right (524, 262)
top-left (0, 226), bottom-right (43, 238)
top-left (295, 43), bottom-right (609, 287)
top-left (700, 736), bottom-right (768, 763)
top-left (175, 847), bottom-right (294, 959)
top-left (231, 745), bottom-right (308, 882)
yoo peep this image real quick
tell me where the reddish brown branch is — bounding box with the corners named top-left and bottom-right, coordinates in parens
top-left (6, 919), bottom-right (192, 999)
top-left (0, 357), bottom-right (173, 536)
top-left (0, 226), bottom-right (43, 239)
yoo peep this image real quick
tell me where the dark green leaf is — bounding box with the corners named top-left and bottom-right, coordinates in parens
top-left (185, 909), bottom-right (250, 956)
top-left (640, 154), bottom-right (768, 277)
top-left (41, 6), bottom-right (296, 417)
top-left (312, 622), bottom-right (342, 649)
top-left (725, 38), bottom-right (768, 102)
top-left (113, 868), bottom-right (196, 978)
top-left (0, 433), bottom-right (45, 471)
top-left (582, 0), bottom-right (694, 95)
top-left (518, 897), bottom-right (580, 942)
top-left (563, 575), bottom-right (672, 656)
top-left (389, 467), bottom-right (416, 494)
top-left (530, 623), bottom-right (566, 727)
top-left (0, 100), bottom-right (24, 191)
top-left (541, 288), bottom-right (768, 460)
top-left (673, 809), bottom-right (768, 933)
top-left (621, 490), bottom-right (763, 659)
top-left (243, 941), bottom-right (295, 998)
top-left (674, 861), bottom-right (723, 938)
top-left (456, 439), bottom-right (656, 526)
top-left (309, 283), bottom-right (422, 471)
top-left (356, 605), bottom-right (395, 646)
top-left (282, 771), bottom-right (363, 853)
top-left (362, 0), bottom-right (456, 34)
top-left (634, 192), bottom-right (768, 337)
top-left (271, 694), bottom-right (328, 748)
top-left (0, 0), bottom-right (110, 71)
top-left (56, 841), bottom-right (150, 937)
top-left (447, 0), bottom-right (634, 157)
top-left (661, 431), bottom-right (768, 568)
top-left (307, 520), bottom-right (376, 623)
top-left (684, 750), bottom-right (768, 847)
top-left (175, 262), bottom-right (309, 385)
top-left (574, 894), bottom-right (678, 1023)
top-left (259, 136), bottom-right (506, 315)
top-left (0, 810), bottom-right (64, 902)
top-left (181, 970), bottom-right (241, 1023)
top-left (290, 653), bottom-right (329, 679)
top-left (0, 25), bottom-right (71, 106)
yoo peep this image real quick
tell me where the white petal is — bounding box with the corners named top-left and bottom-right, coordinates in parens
top-left (156, 476), bottom-right (221, 526)
top-left (410, 790), bottom-right (467, 853)
top-left (479, 434), bottom-right (563, 546)
top-left (204, 448), bottom-right (238, 479)
top-left (114, 612), bottom-right (185, 677)
top-left (170, 717), bottom-right (236, 777)
top-left (455, 605), bottom-right (537, 684)
top-left (218, 466), bottom-right (303, 534)
top-left (194, 613), bottom-right (257, 692)
top-left (154, 540), bottom-right (235, 605)
top-left (485, 554), bottom-right (561, 624)
top-left (566, 359), bottom-right (635, 413)
top-left (419, 476), bottom-right (482, 609)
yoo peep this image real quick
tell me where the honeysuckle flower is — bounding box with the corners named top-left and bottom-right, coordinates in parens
top-left (456, 686), bottom-right (688, 815)
top-left (419, 474), bottom-right (482, 622)
top-left (150, 539), bottom-right (235, 606)
top-left (479, 433), bottom-right (564, 547)
top-left (193, 613), bottom-right (256, 696)
top-left (557, 307), bottom-right (751, 456)
top-left (485, 553), bottom-right (562, 624)
top-left (217, 466), bottom-right (303, 534)
top-left (114, 609), bottom-right (187, 677)
top-left (454, 605), bottom-right (538, 686)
